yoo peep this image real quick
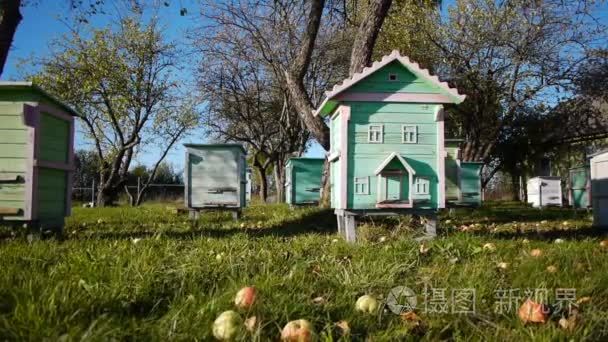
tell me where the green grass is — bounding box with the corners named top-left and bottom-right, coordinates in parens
top-left (1, 202), bottom-right (608, 340)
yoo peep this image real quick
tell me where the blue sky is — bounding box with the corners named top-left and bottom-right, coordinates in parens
top-left (3, 0), bottom-right (608, 171)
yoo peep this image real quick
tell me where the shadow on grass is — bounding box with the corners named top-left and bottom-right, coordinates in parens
top-left (447, 206), bottom-right (591, 225)
top-left (67, 209), bottom-right (338, 242)
top-left (466, 226), bottom-right (608, 241)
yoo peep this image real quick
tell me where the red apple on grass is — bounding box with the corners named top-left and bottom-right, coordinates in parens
top-left (234, 286), bottom-right (257, 309)
top-left (281, 319), bottom-right (314, 341)
top-left (212, 310), bottom-right (242, 340)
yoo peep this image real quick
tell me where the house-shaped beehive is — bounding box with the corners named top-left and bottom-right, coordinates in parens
top-left (0, 82), bottom-right (76, 233)
top-left (285, 158), bottom-right (324, 206)
top-left (314, 51), bottom-right (467, 241)
top-left (184, 144), bottom-right (247, 219)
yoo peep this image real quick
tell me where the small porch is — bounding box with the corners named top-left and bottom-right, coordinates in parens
top-left (374, 152), bottom-right (416, 209)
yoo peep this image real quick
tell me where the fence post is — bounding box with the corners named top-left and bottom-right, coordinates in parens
top-left (91, 179), bottom-right (95, 207)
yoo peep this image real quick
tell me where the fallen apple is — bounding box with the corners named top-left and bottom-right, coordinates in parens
top-left (546, 265), bottom-right (558, 273)
top-left (497, 262), bottom-right (509, 270)
top-left (355, 294), bottom-right (379, 314)
top-left (530, 249), bottom-right (543, 257)
top-left (483, 243), bottom-right (496, 252)
top-left (212, 310), bottom-right (242, 340)
top-left (518, 299), bottom-right (549, 324)
top-left (280, 319), bottom-right (314, 342)
top-left (419, 244), bottom-right (430, 254)
top-left (600, 240), bottom-right (608, 249)
top-left (234, 286), bottom-right (257, 309)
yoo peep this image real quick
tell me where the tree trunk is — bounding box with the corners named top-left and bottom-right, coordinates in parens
top-left (97, 184), bottom-right (119, 207)
top-left (285, 0), bottom-right (393, 207)
top-left (273, 159), bottom-right (285, 203)
top-left (0, 0), bottom-right (22, 77)
top-left (349, 0), bottom-right (393, 75)
top-left (510, 172), bottom-right (520, 202)
top-left (283, 0), bottom-right (330, 151)
top-left (319, 158), bottom-right (331, 208)
top-left (256, 166), bottom-right (268, 203)
top-left (284, 73), bottom-right (330, 150)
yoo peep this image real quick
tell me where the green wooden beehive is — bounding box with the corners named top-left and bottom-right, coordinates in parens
top-left (184, 144), bottom-right (247, 219)
top-left (459, 162), bottom-right (484, 206)
top-left (569, 166), bottom-right (590, 208)
top-left (316, 51), bottom-right (466, 212)
top-left (285, 158), bottom-right (324, 205)
top-left (0, 82), bottom-right (77, 232)
top-left (315, 51), bottom-right (468, 240)
top-left (444, 140), bottom-right (484, 207)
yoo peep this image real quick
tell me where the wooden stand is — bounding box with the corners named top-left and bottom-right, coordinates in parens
top-left (335, 209), bottom-right (438, 242)
top-left (189, 208), bottom-right (241, 221)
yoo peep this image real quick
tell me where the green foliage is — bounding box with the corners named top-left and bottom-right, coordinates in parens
top-left (374, 0), bottom-right (442, 69)
top-left (1, 202), bottom-right (608, 340)
top-left (28, 15), bottom-right (198, 205)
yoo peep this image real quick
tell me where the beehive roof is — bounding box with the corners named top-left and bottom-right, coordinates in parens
top-left (314, 50), bottom-right (466, 117)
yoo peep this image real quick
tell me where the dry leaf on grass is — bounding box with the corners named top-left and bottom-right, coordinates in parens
top-left (497, 262), bottom-right (509, 270)
top-left (518, 299), bottom-right (549, 324)
top-left (312, 296), bottom-right (327, 305)
top-left (244, 316), bottom-right (257, 332)
top-left (335, 320), bottom-right (350, 335)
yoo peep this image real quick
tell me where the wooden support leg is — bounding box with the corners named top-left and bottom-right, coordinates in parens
top-left (189, 210), bottom-right (200, 220)
top-left (336, 214), bottom-right (344, 236)
top-left (231, 210), bottom-right (240, 221)
top-left (344, 215), bottom-right (357, 243)
top-left (423, 213), bottom-right (437, 238)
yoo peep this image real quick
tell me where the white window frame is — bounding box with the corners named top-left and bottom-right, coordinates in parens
top-left (368, 124), bottom-right (383, 143)
top-left (388, 73), bottom-right (398, 81)
top-left (402, 125), bottom-right (418, 144)
top-left (414, 177), bottom-right (430, 195)
top-left (354, 176), bottom-right (370, 195)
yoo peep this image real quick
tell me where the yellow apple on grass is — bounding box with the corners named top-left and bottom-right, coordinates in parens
top-left (355, 295), bottom-right (379, 314)
top-left (212, 310), bottom-right (242, 340)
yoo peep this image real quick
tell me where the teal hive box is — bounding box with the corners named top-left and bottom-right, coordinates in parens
top-left (0, 82), bottom-right (77, 233)
top-left (285, 158), bottom-right (324, 205)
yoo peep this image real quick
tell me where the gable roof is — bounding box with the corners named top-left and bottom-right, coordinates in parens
top-left (0, 81), bottom-right (81, 117)
top-left (314, 50), bottom-right (466, 117)
top-left (374, 152), bottom-right (416, 175)
top-left (184, 143), bottom-right (247, 154)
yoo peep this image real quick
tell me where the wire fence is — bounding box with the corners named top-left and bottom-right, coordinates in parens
top-left (73, 183), bottom-right (185, 205)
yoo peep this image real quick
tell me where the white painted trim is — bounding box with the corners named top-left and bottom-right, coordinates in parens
top-left (374, 152), bottom-right (416, 176)
top-left (436, 106), bottom-right (446, 208)
top-left (339, 105), bottom-right (351, 209)
top-left (401, 125), bottom-right (417, 144)
top-left (367, 124), bottom-right (383, 143)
